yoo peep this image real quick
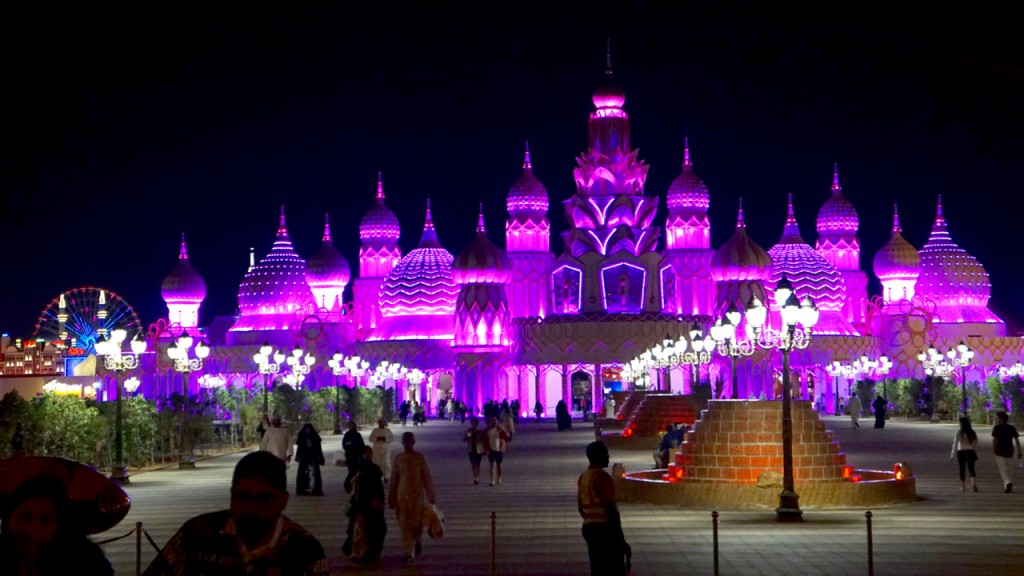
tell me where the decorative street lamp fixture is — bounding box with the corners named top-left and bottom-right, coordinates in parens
top-left (369, 360), bottom-right (409, 412)
top-left (328, 351), bottom-right (349, 434)
top-left (744, 275), bottom-right (819, 522)
top-left (253, 343), bottom-right (285, 415)
top-left (918, 342), bottom-right (973, 415)
top-left (625, 329), bottom-right (713, 392)
top-left (709, 305), bottom-right (756, 399)
top-left (167, 334), bottom-right (209, 469)
top-left (826, 355), bottom-right (893, 414)
top-left (123, 376), bottom-right (142, 395)
top-left (344, 355), bottom-right (370, 387)
top-left (283, 346), bottom-right (317, 388)
top-left (95, 328), bottom-right (146, 484)
top-left (999, 362), bottom-right (1024, 380)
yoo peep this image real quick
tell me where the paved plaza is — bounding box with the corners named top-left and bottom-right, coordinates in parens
top-left (97, 414), bottom-right (1024, 575)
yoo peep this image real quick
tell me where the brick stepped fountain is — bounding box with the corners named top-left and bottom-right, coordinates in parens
top-left (601, 394), bottom-right (698, 449)
top-left (616, 400), bottom-right (917, 509)
top-left (595, 390), bottom-right (657, 429)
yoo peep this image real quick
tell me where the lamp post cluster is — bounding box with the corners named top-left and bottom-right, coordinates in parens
top-left (327, 352), bottom-right (370, 433)
top-left (623, 329), bottom-right (713, 390)
top-left (282, 347), bottom-right (317, 388)
top-left (167, 334), bottom-right (209, 469)
top-left (918, 342), bottom-right (974, 415)
top-left (95, 328), bottom-right (147, 484)
top-left (253, 344), bottom-right (285, 415)
top-left (999, 362), bottom-right (1024, 380)
top-left (709, 305), bottom-right (757, 399)
top-left (826, 355), bottom-right (893, 414)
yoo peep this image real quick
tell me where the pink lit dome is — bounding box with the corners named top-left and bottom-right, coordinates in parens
top-left (872, 205), bottom-right (920, 281)
top-left (506, 142), bottom-right (549, 215)
top-left (237, 207), bottom-right (315, 316)
top-left (305, 214), bottom-right (351, 310)
top-left (815, 164), bottom-right (859, 235)
top-left (592, 83), bottom-right (626, 109)
top-left (916, 196), bottom-right (991, 307)
top-left (453, 207), bottom-right (511, 285)
top-left (378, 201), bottom-right (459, 320)
top-left (161, 233), bottom-right (206, 305)
top-left (359, 173), bottom-right (401, 243)
top-left (666, 138), bottom-right (710, 211)
top-left (767, 195), bottom-right (846, 313)
top-left (711, 200), bottom-right (772, 283)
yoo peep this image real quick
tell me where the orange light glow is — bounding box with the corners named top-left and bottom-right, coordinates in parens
top-left (842, 465), bottom-right (853, 479)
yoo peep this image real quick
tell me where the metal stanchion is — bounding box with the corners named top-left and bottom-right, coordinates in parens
top-left (865, 511), bottom-right (874, 576)
top-left (712, 510), bottom-right (720, 576)
top-left (491, 511), bottom-right (498, 576)
top-left (135, 521), bottom-right (143, 576)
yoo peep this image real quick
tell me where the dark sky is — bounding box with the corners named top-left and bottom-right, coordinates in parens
top-left (3, 2), bottom-right (1024, 337)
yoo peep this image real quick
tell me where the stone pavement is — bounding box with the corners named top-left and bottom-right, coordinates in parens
top-left (97, 414), bottom-right (1024, 575)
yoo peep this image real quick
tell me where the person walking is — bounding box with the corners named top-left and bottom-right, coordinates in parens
top-left (295, 423), bottom-right (325, 496)
top-left (578, 441), bottom-right (628, 576)
top-left (399, 400), bottom-right (411, 427)
top-left (368, 418), bottom-right (394, 481)
top-left (484, 416), bottom-right (510, 486)
top-left (534, 400), bottom-right (543, 423)
top-left (847, 392), bottom-right (862, 429)
top-left (347, 446), bottom-right (387, 565)
top-left (463, 417), bottom-right (485, 485)
top-left (259, 415), bottom-right (292, 464)
top-left (992, 411), bottom-right (1022, 493)
top-left (951, 417), bottom-right (979, 492)
top-left (501, 405), bottom-right (516, 442)
top-left (389, 432), bottom-right (437, 562)
top-left (872, 394), bottom-right (887, 428)
top-left (556, 399), bottom-right (573, 430)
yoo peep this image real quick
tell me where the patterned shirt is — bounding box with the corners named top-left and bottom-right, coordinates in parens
top-left (143, 511), bottom-right (328, 576)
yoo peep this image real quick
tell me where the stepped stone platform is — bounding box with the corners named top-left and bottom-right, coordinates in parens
top-left (601, 393), bottom-right (698, 449)
top-left (616, 400), bottom-right (917, 508)
top-left (595, 390), bottom-right (653, 429)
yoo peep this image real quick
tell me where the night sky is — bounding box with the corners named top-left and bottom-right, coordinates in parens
top-left (3, 2), bottom-right (1024, 337)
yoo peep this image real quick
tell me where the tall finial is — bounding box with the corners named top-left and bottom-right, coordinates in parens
top-left (832, 163), bottom-right (841, 194)
top-left (605, 38), bottom-right (613, 75)
top-left (418, 198), bottom-right (440, 247)
top-left (736, 198), bottom-right (746, 229)
top-left (523, 141), bottom-right (532, 170)
top-left (179, 232), bottom-right (189, 260)
top-left (936, 194), bottom-right (944, 218)
top-left (891, 204), bottom-right (901, 233)
top-left (376, 171), bottom-right (385, 201)
top-left (248, 247), bottom-right (255, 271)
top-left (477, 203), bottom-right (486, 233)
top-left (323, 213), bottom-right (332, 242)
top-left (781, 193), bottom-right (803, 241)
top-left (683, 136), bottom-right (692, 168)
top-left (425, 198), bottom-right (434, 230)
top-left (932, 194), bottom-right (947, 232)
top-left (279, 205), bottom-right (287, 229)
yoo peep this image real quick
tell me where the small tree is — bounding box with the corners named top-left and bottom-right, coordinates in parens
top-left (0, 391), bottom-right (30, 458)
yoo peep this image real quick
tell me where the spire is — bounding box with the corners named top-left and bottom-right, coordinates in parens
top-left (736, 198), bottom-right (746, 229)
top-left (832, 163), bottom-right (842, 194)
top-left (932, 194), bottom-right (947, 233)
top-left (683, 136), bottom-right (692, 168)
top-left (477, 203), bottom-right (486, 233)
top-left (179, 232), bottom-right (189, 260)
top-left (781, 193), bottom-right (803, 241)
top-left (279, 205), bottom-right (286, 229)
top-left (892, 204), bottom-right (902, 233)
top-left (523, 141), bottom-right (532, 170)
top-left (605, 38), bottom-right (613, 75)
top-left (418, 198), bottom-right (440, 247)
top-left (376, 171), bottom-right (385, 201)
top-left (323, 213), bottom-right (332, 242)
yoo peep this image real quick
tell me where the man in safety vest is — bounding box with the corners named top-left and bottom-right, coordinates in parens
top-left (577, 441), bottom-right (628, 575)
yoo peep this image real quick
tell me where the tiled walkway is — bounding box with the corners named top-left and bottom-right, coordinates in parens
top-left (98, 414), bottom-right (1024, 575)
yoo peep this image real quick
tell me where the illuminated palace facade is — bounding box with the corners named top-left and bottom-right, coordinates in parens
top-left (58, 72), bottom-right (1024, 414)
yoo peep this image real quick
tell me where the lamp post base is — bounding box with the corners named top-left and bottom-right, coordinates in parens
top-left (776, 490), bottom-right (803, 522)
top-left (110, 464), bottom-right (130, 485)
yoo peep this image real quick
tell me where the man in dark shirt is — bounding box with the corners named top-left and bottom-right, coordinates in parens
top-left (992, 411), bottom-right (1022, 493)
top-left (577, 441), bottom-right (628, 576)
top-left (143, 451), bottom-right (328, 575)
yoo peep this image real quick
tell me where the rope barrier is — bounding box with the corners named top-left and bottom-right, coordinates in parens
top-left (96, 527), bottom-right (138, 546)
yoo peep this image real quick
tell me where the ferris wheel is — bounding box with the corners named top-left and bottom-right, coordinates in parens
top-left (34, 287), bottom-right (144, 354)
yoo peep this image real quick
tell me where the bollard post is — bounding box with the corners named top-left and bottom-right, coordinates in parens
top-left (491, 511), bottom-right (497, 576)
top-left (135, 521), bottom-right (143, 576)
top-left (865, 511), bottom-right (874, 576)
top-left (712, 510), bottom-right (719, 576)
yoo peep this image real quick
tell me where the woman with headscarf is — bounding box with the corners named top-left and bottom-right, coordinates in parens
top-left (295, 423), bottom-right (325, 496)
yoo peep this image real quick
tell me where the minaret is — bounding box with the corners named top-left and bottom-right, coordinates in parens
top-left (355, 173), bottom-right (403, 334)
top-left (161, 232), bottom-right (207, 330)
top-left (454, 205), bottom-right (511, 347)
top-left (505, 142), bottom-right (554, 318)
top-left (815, 164), bottom-right (867, 324)
top-left (662, 136), bottom-right (715, 315)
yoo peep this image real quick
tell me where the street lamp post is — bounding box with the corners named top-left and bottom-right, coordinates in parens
top-left (709, 306), bottom-right (756, 399)
top-left (744, 275), bottom-right (819, 522)
top-left (328, 351), bottom-right (349, 434)
top-left (918, 343), bottom-right (973, 415)
top-left (826, 355), bottom-right (893, 415)
top-left (999, 362), bottom-right (1024, 380)
top-left (167, 334), bottom-right (209, 469)
top-left (284, 346), bottom-right (317, 389)
top-left (624, 329), bottom-right (713, 394)
top-left (253, 343), bottom-right (285, 415)
top-left (95, 329), bottom-right (146, 484)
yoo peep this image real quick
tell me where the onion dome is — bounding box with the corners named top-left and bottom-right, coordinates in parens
top-left (767, 194), bottom-right (846, 312)
top-left (666, 137), bottom-right (710, 211)
top-left (873, 205), bottom-right (920, 281)
top-left (237, 206), bottom-right (314, 315)
top-left (916, 195), bottom-right (991, 307)
top-left (453, 205), bottom-right (512, 285)
top-left (161, 232), bottom-right (206, 304)
top-left (711, 199), bottom-right (772, 283)
top-left (816, 164), bottom-right (859, 235)
top-left (379, 200), bottom-right (459, 319)
top-left (506, 142), bottom-right (549, 215)
top-left (359, 173), bottom-right (401, 243)
top-left (306, 214), bottom-right (351, 310)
